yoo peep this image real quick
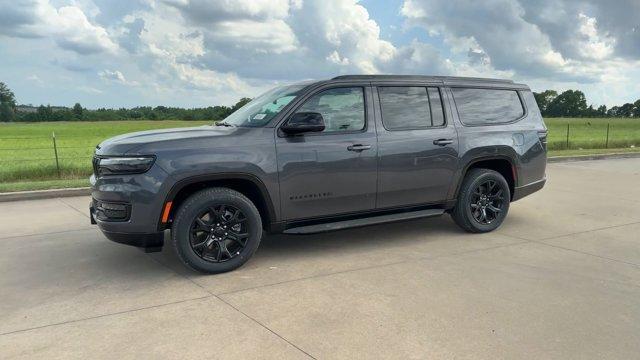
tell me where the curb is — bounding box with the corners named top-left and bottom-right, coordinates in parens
top-left (0, 152), bottom-right (638, 203)
top-left (0, 187), bottom-right (91, 203)
top-left (547, 151), bottom-right (640, 163)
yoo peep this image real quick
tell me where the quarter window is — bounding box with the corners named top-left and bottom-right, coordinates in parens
top-left (452, 88), bottom-right (524, 125)
top-left (296, 87), bottom-right (365, 133)
top-left (378, 86), bottom-right (445, 130)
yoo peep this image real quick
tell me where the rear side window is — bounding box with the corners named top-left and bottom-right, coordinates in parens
top-left (378, 86), bottom-right (445, 130)
top-left (452, 88), bottom-right (524, 125)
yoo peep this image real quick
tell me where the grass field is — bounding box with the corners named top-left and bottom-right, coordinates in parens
top-left (1, 118), bottom-right (639, 191)
top-left (0, 120), bottom-right (209, 183)
top-left (546, 117), bottom-right (640, 150)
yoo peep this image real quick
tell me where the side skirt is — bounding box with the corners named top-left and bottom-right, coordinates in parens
top-left (283, 208), bottom-right (445, 234)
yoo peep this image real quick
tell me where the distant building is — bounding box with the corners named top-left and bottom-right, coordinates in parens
top-left (16, 105), bottom-right (68, 113)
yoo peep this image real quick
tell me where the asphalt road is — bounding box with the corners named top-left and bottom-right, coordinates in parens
top-left (2, 158), bottom-right (640, 359)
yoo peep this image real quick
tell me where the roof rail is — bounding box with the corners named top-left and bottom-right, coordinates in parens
top-left (331, 74), bottom-right (514, 84)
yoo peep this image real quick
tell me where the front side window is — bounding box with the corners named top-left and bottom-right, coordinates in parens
top-left (295, 87), bottom-right (365, 133)
top-left (452, 88), bottom-right (524, 125)
top-left (378, 86), bottom-right (445, 130)
top-left (222, 84), bottom-right (307, 127)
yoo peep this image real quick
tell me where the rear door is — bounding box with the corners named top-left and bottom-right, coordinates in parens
top-left (374, 84), bottom-right (459, 208)
top-left (275, 84), bottom-right (378, 220)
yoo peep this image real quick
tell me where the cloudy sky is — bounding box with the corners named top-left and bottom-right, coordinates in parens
top-left (1, 0), bottom-right (639, 108)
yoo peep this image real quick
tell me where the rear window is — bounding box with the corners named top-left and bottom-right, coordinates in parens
top-left (452, 88), bottom-right (524, 125)
top-left (378, 86), bottom-right (445, 130)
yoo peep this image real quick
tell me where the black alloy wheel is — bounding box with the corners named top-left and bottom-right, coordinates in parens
top-left (469, 179), bottom-right (506, 225)
top-left (190, 204), bottom-right (249, 263)
top-left (172, 187), bottom-right (263, 274)
top-left (450, 168), bottom-right (511, 233)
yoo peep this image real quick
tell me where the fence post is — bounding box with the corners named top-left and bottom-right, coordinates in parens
top-left (52, 131), bottom-right (61, 178)
top-left (565, 123), bottom-right (570, 149)
top-left (605, 123), bottom-right (610, 149)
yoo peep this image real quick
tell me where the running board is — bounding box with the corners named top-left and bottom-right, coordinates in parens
top-left (283, 208), bottom-right (445, 234)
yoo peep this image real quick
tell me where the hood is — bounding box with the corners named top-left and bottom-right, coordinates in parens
top-left (95, 125), bottom-right (235, 155)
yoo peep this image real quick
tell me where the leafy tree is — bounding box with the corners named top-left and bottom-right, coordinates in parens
top-left (607, 106), bottom-right (620, 117)
top-left (546, 90), bottom-right (588, 117)
top-left (633, 100), bottom-right (640, 117)
top-left (72, 103), bottom-right (84, 119)
top-left (618, 103), bottom-right (635, 117)
top-left (0, 102), bottom-right (15, 121)
top-left (0, 81), bottom-right (16, 109)
top-left (231, 97), bottom-right (252, 112)
top-left (533, 90), bottom-right (557, 114)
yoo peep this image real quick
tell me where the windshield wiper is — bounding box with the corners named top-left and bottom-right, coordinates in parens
top-left (215, 121), bottom-right (234, 127)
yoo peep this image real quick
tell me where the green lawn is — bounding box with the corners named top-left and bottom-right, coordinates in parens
top-left (0, 120), bottom-right (209, 183)
top-left (0, 118), bottom-right (639, 192)
top-left (545, 117), bottom-right (640, 150)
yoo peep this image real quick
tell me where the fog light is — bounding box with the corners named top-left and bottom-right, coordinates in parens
top-left (94, 200), bottom-right (130, 221)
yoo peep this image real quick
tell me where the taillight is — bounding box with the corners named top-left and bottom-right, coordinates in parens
top-left (537, 130), bottom-right (548, 150)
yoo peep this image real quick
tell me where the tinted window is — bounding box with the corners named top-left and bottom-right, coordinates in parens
top-left (452, 88), bottom-right (524, 125)
top-left (296, 87), bottom-right (365, 133)
top-left (379, 86), bottom-right (445, 130)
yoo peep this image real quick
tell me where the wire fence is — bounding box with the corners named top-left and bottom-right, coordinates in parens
top-left (0, 132), bottom-right (95, 182)
top-left (546, 122), bottom-right (639, 150)
top-left (1, 122), bottom-right (639, 182)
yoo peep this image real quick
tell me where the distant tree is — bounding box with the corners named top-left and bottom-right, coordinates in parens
top-left (0, 81), bottom-right (16, 109)
top-left (546, 90), bottom-right (588, 117)
top-left (618, 103), bottom-right (635, 117)
top-left (607, 106), bottom-right (620, 117)
top-left (36, 105), bottom-right (53, 121)
top-left (597, 105), bottom-right (607, 116)
top-left (533, 90), bottom-right (558, 114)
top-left (231, 97), bottom-right (252, 113)
top-left (0, 102), bottom-right (15, 121)
top-left (633, 100), bottom-right (640, 118)
top-left (72, 103), bottom-right (84, 119)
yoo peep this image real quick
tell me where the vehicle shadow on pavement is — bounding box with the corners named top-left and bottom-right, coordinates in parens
top-left (148, 215), bottom-right (471, 277)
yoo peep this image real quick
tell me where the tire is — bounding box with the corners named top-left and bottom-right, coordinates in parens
top-left (171, 187), bottom-right (263, 274)
top-left (451, 168), bottom-right (511, 233)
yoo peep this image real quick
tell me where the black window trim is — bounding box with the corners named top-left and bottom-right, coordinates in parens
top-left (376, 85), bottom-right (448, 132)
top-left (450, 86), bottom-right (528, 127)
top-left (277, 85), bottom-right (369, 137)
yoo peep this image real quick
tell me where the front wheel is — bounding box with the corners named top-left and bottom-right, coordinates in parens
top-left (172, 187), bottom-right (263, 274)
top-left (451, 168), bottom-right (510, 233)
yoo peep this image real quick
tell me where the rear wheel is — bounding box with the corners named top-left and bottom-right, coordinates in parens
top-left (451, 168), bottom-right (510, 233)
top-left (172, 187), bottom-right (262, 273)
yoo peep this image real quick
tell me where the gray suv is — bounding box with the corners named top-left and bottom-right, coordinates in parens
top-left (90, 75), bottom-right (547, 273)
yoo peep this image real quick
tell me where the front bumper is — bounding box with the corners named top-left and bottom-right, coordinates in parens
top-left (89, 163), bottom-right (171, 252)
top-left (90, 204), bottom-right (164, 252)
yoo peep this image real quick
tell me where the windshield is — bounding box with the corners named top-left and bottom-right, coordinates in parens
top-left (221, 84), bottom-right (307, 127)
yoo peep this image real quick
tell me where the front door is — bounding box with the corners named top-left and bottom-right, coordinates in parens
top-left (276, 85), bottom-right (378, 221)
top-left (374, 85), bottom-right (459, 208)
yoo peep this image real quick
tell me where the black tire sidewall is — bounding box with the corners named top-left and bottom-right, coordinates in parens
top-left (172, 189), bottom-right (262, 274)
top-left (461, 170), bottom-right (510, 232)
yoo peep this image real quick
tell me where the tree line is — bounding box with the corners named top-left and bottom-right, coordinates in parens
top-left (533, 89), bottom-right (640, 118)
top-left (2, 81), bottom-right (640, 122)
top-left (0, 81), bottom-right (251, 122)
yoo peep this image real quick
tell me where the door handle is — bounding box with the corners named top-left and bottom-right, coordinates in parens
top-left (347, 144), bottom-right (372, 152)
top-left (433, 138), bottom-right (454, 146)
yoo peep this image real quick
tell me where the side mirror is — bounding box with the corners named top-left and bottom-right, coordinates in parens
top-left (281, 112), bottom-right (325, 135)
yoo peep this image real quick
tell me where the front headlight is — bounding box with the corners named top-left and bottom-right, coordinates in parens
top-left (95, 156), bottom-right (155, 176)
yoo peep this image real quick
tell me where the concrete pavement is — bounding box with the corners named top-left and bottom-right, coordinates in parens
top-left (1, 158), bottom-right (639, 359)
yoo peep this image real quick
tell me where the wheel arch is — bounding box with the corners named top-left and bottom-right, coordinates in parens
top-left (453, 155), bottom-right (517, 201)
top-left (159, 173), bottom-right (277, 231)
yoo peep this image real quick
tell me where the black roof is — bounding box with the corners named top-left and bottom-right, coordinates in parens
top-left (330, 74), bottom-right (520, 86)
